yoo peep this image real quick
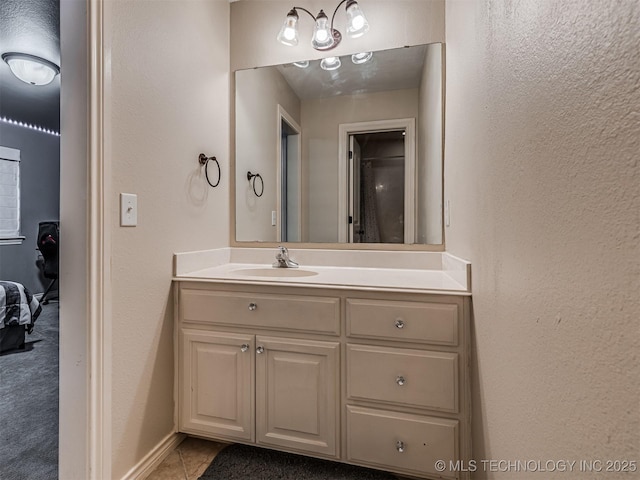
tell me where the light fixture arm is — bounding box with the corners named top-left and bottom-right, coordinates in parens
top-left (291, 6), bottom-right (317, 21)
top-left (329, 0), bottom-right (349, 31)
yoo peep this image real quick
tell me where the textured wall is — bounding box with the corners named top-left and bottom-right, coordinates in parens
top-left (106, 1), bottom-right (230, 477)
top-left (444, 1), bottom-right (640, 478)
top-left (235, 66), bottom-right (301, 242)
top-left (417, 43), bottom-right (443, 245)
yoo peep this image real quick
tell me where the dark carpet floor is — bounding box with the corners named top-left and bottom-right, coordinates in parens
top-left (0, 302), bottom-right (59, 480)
top-left (199, 444), bottom-right (397, 480)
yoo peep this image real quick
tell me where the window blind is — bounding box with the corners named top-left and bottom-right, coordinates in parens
top-left (0, 146), bottom-right (21, 239)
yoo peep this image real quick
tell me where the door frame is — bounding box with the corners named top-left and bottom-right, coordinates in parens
top-left (275, 105), bottom-right (302, 243)
top-left (337, 118), bottom-right (416, 243)
top-left (59, 0), bottom-right (111, 478)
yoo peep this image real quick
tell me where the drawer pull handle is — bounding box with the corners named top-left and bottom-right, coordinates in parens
top-left (396, 440), bottom-right (405, 453)
top-left (256, 346), bottom-right (264, 354)
top-left (248, 302), bottom-right (257, 311)
top-left (395, 318), bottom-right (405, 329)
top-left (240, 344), bottom-right (250, 352)
top-left (396, 376), bottom-right (406, 386)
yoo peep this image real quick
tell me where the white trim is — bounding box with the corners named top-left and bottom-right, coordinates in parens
top-left (338, 118), bottom-right (416, 243)
top-left (275, 105), bottom-right (302, 242)
top-left (89, 0), bottom-right (112, 478)
top-left (59, 0), bottom-right (91, 476)
top-left (0, 146), bottom-right (20, 161)
top-left (119, 432), bottom-right (186, 480)
top-left (0, 237), bottom-right (25, 245)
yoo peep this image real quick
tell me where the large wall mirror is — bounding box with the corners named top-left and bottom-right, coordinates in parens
top-left (235, 43), bottom-right (444, 246)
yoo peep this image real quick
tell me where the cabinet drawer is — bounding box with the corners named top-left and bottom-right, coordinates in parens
top-left (346, 299), bottom-right (458, 346)
top-left (347, 344), bottom-right (458, 413)
top-left (181, 289), bottom-right (340, 335)
top-left (346, 406), bottom-right (459, 479)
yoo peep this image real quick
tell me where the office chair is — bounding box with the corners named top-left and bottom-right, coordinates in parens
top-left (37, 221), bottom-right (59, 305)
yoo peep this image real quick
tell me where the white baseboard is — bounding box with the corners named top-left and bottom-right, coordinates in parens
top-left (120, 432), bottom-right (186, 480)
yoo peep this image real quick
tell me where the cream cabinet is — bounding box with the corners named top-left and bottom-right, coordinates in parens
top-left (175, 281), bottom-right (471, 479)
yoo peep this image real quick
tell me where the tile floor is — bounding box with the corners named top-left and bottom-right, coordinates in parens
top-left (146, 437), bottom-right (227, 480)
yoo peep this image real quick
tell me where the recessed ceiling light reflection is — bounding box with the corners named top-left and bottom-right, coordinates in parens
top-left (293, 60), bottom-right (309, 68)
top-left (320, 56), bottom-right (341, 71)
top-left (351, 51), bottom-right (373, 65)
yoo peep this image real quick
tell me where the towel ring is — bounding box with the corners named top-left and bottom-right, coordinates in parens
top-left (198, 153), bottom-right (221, 188)
top-left (247, 171), bottom-right (264, 197)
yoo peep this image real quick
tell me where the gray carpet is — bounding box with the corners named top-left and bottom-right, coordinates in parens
top-left (199, 444), bottom-right (397, 480)
top-left (0, 302), bottom-right (59, 480)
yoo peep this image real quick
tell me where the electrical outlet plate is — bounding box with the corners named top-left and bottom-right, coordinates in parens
top-left (444, 200), bottom-right (450, 227)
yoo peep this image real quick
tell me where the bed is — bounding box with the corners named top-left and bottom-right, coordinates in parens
top-left (0, 281), bottom-right (42, 353)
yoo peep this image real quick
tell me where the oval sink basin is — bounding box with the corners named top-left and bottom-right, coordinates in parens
top-left (232, 268), bottom-right (318, 278)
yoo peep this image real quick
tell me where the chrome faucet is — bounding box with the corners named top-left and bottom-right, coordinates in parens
top-left (273, 246), bottom-right (298, 268)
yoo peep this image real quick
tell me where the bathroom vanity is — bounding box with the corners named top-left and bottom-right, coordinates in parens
top-left (173, 249), bottom-right (471, 480)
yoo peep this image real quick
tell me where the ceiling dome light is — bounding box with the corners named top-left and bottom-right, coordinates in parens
top-left (351, 51), bottom-right (373, 65)
top-left (293, 60), bottom-right (310, 68)
top-left (320, 56), bottom-right (341, 71)
top-left (345, 0), bottom-right (369, 38)
top-left (2, 52), bottom-right (60, 86)
top-left (276, 9), bottom-right (300, 46)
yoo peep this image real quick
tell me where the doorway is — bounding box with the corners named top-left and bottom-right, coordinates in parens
top-left (349, 130), bottom-right (406, 243)
top-left (338, 118), bottom-right (416, 244)
top-left (276, 105), bottom-right (301, 242)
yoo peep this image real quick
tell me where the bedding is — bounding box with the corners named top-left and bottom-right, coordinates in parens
top-left (0, 281), bottom-right (42, 334)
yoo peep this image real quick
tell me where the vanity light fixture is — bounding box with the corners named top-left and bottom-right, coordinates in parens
top-left (2, 52), bottom-right (60, 86)
top-left (293, 60), bottom-right (310, 68)
top-left (351, 51), bottom-right (372, 64)
top-left (277, 0), bottom-right (369, 51)
top-left (320, 56), bottom-right (341, 71)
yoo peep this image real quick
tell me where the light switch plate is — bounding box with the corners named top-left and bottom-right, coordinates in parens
top-left (271, 211), bottom-right (277, 226)
top-left (120, 193), bottom-right (138, 227)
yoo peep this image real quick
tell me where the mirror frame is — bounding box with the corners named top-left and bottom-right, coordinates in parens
top-left (229, 43), bottom-right (447, 251)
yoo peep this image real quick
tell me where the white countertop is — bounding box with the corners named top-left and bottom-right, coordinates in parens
top-left (173, 248), bottom-right (471, 295)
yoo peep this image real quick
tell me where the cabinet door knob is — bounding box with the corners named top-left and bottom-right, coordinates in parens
top-left (396, 375), bottom-right (406, 386)
top-left (396, 440), bottom-right (405, 453)
top-left (395, 318), bottom-right (404, 329)
top-left (256, 346), bottom-right (264, 354)
top-left (240, 344), bottom-right (249, 352)
top-left (248, 302), bottom-right (257, 311)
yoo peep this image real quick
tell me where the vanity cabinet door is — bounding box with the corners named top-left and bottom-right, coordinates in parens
top-left (180, 330), bottom-right (254, 441)
top-left (255, 336), bottom-right (339, 458)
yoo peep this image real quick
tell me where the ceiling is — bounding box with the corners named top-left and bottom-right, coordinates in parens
top-left (275, 44), bottom-right (428, 100)
top-left (0, 0), bottom-right (60, 133)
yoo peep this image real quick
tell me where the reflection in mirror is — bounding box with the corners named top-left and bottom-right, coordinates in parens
top-left (235, 43), bottom-right (443, 245)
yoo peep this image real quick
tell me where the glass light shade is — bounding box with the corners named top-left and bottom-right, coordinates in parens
top-left (2, 53), bottom-right (59, 86)
top-left (312, 10), bottom-right (334, 50)
top-left (351, 51), bottom-right (373, 64)
top-left (277, 10), bottom-right (299, 47)
top-left (293, 60), bottom-right (310, 68)
top-left (320, 56), bottom-right (341, 71)
top-left (345, 1), bottom-right (369, 38)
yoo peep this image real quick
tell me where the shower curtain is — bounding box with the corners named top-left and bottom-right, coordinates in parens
top-left (361, 161), bottom-right (380, 243)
